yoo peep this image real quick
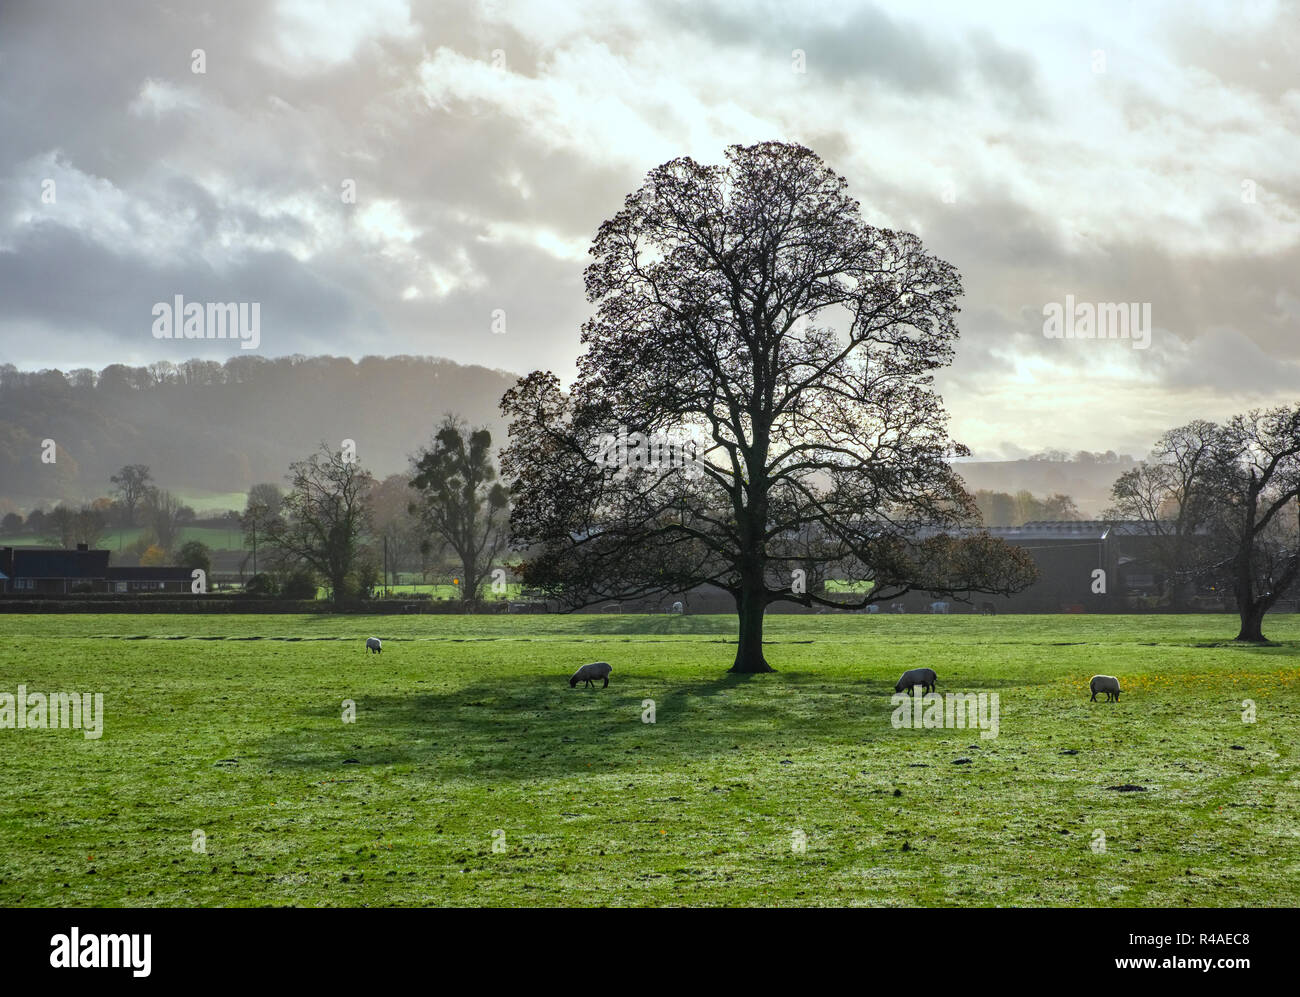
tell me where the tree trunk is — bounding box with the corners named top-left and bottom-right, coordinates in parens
top-left (1169, 573), bottom-right (1190, 613)
top-left (1235, 602), bottom-right (1267, 642)
top-left (1232, 544), bottom-right (1267, 642)
top-left (460, 555), bottom-right (477, 604)
top-left (730, 583), bottom-right (773, 673)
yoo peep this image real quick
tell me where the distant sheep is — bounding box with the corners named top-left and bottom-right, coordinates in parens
top-left (570, 661), bottom-right (612, 689)
top-left (671, 601), bottom-right (684, 614)
top-left (1089, 674), bottom-right (1121, 702)
top-left (365, 637), bottom-right (382, 654)
top-left (894, 667), bottom-right (937, 694)
top-left (979, 601), bottom-right (996, 616)
top-left (930, 601), bottom-right (950, 614)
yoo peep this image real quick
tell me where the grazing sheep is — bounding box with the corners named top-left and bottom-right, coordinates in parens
top-left (365, 637), bottom-right (382, 654)
top-left (1089, 675), bottom-right (1121, 702)
top-left (894, 667), bottom-right (937, 694)
top-left (570, 661), bottom-right (612, 689)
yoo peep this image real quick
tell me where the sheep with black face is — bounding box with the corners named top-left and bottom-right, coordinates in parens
top-left (894, 667), bottom-right (937, 694)
top-left (570, 661), bottom-right (612, 689)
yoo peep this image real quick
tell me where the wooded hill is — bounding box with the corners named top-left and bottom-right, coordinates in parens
top-left (0, 355), bottom-right (517, 508)
top-left (1, 356), bottom-right (1136, 517)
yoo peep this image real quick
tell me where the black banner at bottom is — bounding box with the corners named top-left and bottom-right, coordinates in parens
top-left (0, 905), bottom-right (1280, 983)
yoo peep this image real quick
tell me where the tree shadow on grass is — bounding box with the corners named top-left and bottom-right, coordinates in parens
top-left (257, 671), bottom-right (1051, 783)
top-left (1189, 639), bottom-right (1297, 653)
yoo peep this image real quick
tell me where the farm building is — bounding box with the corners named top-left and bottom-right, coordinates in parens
top-left (884, 521), bottom-right (1183, 613)
top-left (593, 521), bottom-right (1186, 615)
top-left (0, 544), bottom-right (111, 594)
top-left (0, 545), bottom-right (192, 595)
top-left (105, 566), bottom-right (194, 593)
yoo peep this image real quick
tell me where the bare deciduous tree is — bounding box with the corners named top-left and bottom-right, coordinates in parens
top-left (1202, 407), bottom-right (1300, 642)
top-left (143, 488), bottom-right (184, 555)
top-left (502, 142), bottom-right (1035, 673)
top-left (43, 503), bottom-right (107, 549)
top-left (1105, 420), bottom-right (1224, 610)
top-left (109, 464), bottom-right (153, 526)
top-left (265, 444), bottom-right (375, 601)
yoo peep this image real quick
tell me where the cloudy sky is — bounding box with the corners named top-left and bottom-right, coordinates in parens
top-left (1, 0), bottom-right (1297, 459)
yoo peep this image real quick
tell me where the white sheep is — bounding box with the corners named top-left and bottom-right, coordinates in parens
top-left (894, 667), bottom-right (937, 694)
top-left (671, 601), bottom-right (684, 614)
top-left (570, 661), bottom-right (612, 689)
top-left (365, 637), bottom-right (382, 654)
top-left (1089, 674), bottom-right (1121, 702)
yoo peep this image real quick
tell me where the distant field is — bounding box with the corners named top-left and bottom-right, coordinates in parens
top-left (1, 613), bottom-right (1297, 907)
top-left (823, 579), bottom-right (873, 593)
top-left (370, 583), bottom-right (524, 600)
top-left (173, 492), bottom-right (252, 516)
top-left (0, 526), bottom-right (246, 551)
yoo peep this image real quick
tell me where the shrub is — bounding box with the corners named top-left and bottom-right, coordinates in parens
top-left (280, 568), bottom-right (318, 600)
top-left (177, 540), bottom-right (212, 575)
top-left (139, 544), bottom-right (168, 566)
top-left (244, 573), bottom-right (278, 597)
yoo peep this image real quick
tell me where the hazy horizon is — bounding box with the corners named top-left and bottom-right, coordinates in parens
top-left (2, 0), bottom-right (1298, 460)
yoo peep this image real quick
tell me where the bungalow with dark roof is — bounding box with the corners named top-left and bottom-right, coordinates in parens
top-left (0, 545), bottom-right (111, 594)
top-left (104, 566), bottom-right (194, 593)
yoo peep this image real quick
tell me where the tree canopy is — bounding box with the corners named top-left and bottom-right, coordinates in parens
top-left (502, 142), bottom-right (1035, 672)
top-left (410, 418), bottom-right (509, 603)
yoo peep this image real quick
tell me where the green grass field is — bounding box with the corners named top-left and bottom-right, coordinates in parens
top-left (1, 613), bottom-right (1297, 907)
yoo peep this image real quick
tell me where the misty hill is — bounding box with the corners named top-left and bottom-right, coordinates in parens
top-left (0, 356), bottom-right (519, 510)
top-left (1, 356), bottom-right (1140, 518)
top-left (953, 455), bottom-right (1138, 518)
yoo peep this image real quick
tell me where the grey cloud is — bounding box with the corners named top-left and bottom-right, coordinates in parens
top-left (1165, 1), bottom-right (1300, 104)
top-left (0, 224), bottom-right (358, 353)
top-left (1150, 326), bottom-right (1300, 397)
top-left (0, 0), bottom-right (1296, 460)
top-left (658, 0), bottom-right (1045, 106)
